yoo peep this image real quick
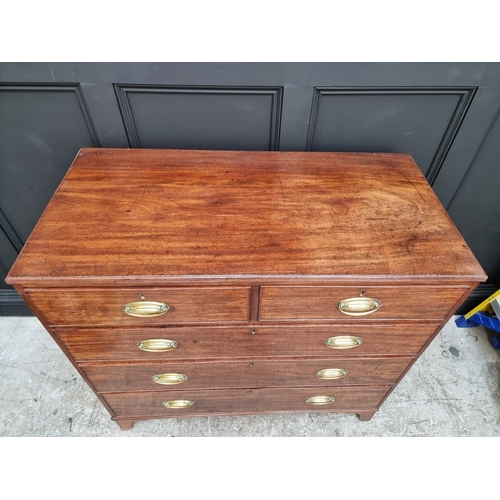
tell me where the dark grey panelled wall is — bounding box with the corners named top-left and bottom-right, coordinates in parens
top-left (307, 87), bottom-right (476, 183)
top-left (1, 63), bottom-right (499, 314)
top-left (115, 85), bottom-right (283, 150)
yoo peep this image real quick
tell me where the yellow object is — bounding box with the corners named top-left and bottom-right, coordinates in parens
top-left (464, 289), bottom-right (500, 319)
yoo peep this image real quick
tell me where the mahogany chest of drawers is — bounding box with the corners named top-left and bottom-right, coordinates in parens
top-left (6, 148), bottom-right (486, 430)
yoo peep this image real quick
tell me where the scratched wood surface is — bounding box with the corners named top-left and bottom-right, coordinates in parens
top-left (6, 149), bottom-right (486, 285)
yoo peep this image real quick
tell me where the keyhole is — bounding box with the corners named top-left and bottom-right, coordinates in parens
top-left (140, 293), bottom-right (145, 300)
top-left (360, 290), bottom-right (365, 296)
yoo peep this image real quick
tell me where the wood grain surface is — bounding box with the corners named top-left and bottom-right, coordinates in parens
top-left (6, 149), bottom-right (486, 285)
top-left (54, 323), bottom-right (442, 362)
top-left (24, 287), bottom-right (251, 326)
top-left (103, 386), bottom-right (391, 418)
top-left (80, 356), bottom-right (414, 392)
top-left (5, 149), bottom-right (486, 428)
top-left (259, 285), bottom-right (469, 321)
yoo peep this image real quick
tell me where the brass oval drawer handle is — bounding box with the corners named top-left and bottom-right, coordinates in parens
top-left (163, 400), bottom-right (194, 409)
top-left (152, 373), bottom-right (187, 385)
top-left (325, 335), bottom-right (363, 349)
top-left (337, 297), bottom-right (381, 316)
top-left (306, 395), bottom-right (335, 405)
top-left (123, 301), bottom-right (169, 317)
top-left (315, 368), bottom-right (348, 380)
top-left (137, 339), bottom-right (178, 352)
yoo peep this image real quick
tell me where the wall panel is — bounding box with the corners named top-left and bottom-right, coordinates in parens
top-left (306, 87), bottom-right (475, 183)
top-left (0, 84), bottom-right (99, 313)
top-left (115, 85), bottom-right (282, 151)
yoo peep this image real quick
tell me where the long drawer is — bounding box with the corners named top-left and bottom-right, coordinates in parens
top-left (259, 285), bottom-right (469, 321)
top-left (81, 356), bottom-right (413, 392)
top-left (55, 323), bottom-right (441, 362)
top-left (25, 287), bottom-right (251, 326)
top-left (103, 386), bottom-right (392, 418)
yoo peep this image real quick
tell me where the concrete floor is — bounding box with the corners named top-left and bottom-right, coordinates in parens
top-left (1, 315), bottom-right (499, 437)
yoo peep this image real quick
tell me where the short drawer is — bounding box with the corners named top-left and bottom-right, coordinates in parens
top-left (55, 323), bottom-right (441, 362)
top-left (81, 356), bottom-right (413, 393)
top-left (259, 285), bottom-right (468, 321)
top-left (25, 287), bottom-right (251, 326)
top-left (103, 386), bottom-right (391, 418)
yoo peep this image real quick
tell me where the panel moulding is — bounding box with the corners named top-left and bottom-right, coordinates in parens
top-left (0, 83), bottom-right (101, 147)
top-left (114, 84), bottom-right (283, 150)
top-left (306, 87), bottom-right (477, 185)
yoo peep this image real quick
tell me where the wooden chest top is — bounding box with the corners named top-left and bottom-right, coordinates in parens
top-left (6, 148), bottom-right (486, 286)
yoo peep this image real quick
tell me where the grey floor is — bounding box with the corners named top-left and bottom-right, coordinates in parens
top-left (1, 315), bottom-right (499, 437)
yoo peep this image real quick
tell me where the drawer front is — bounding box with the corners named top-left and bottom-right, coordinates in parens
top-left (259, 285), bottom-right (468, 321)
top-left (103, 386), bottom-right (391, 418)
top-left (56, 323), bottom-right (441, 362)
top-left (26, 287), bottom-right (251, 326)
top-left (81, 357), bottom-right (413, 393)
